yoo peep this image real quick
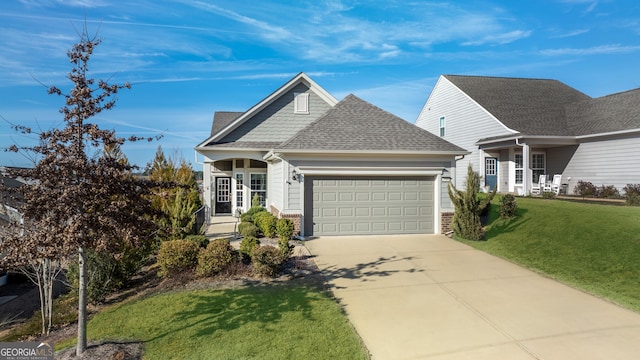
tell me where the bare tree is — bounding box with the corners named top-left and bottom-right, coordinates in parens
top-left (0, 26), bottom-right (157, 356)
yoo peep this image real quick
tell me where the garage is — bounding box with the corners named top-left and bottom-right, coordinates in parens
top-left (307, 176), bottom-right (434, 236)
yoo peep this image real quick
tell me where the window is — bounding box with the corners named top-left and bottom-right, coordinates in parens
top-left (439, 116), bottom-right (445, 137)
top-left (294, 92), bottom-right (309, 114)
top-left (532, 153), bottom-right (546, 182)
top-left (485, 158), bottom-right (496, 176)
top-left (249, 159), bottom-right (267, 168)
top-left (216, 178), bottom-right (230, 202)
top-left (250, 173), bottom-right (267, 206)
top-left (235, 173), bottom-right (244, 208)
top-left (235, 159), bottom-right (244, 168)
top-left (515, 154), bottom-right (523, 184)
top-left (213, 160), bottom-right (232, 172)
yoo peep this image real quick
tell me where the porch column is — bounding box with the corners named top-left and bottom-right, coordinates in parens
top-left (203, 162), bottom-right (212, 213)
top-left (522, 142), bottom-right (530, 194)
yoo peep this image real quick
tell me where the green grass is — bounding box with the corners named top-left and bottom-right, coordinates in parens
top-left (460, 196), bottom-right (640, 312)
top-left (59, 281), bottom-right (368, 359)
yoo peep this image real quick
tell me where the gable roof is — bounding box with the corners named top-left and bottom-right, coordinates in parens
top-left (196, 72), bottom-right (338, 148)
top-left (277, 94), bottom-right (466, 153)
top-left (444, 75), bottom-right (591, 136)
top-left (210, 112), bottom-right (243, 136)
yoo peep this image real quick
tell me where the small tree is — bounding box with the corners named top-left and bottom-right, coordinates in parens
top-left (148, 146), bottom-right (202, 239)
top-left (448, 165), bottom-right (496, 241)
top-left (0, 27), bottom-right (158, 356)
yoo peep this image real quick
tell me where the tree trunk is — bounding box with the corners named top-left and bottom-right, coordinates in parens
top-left (76, 246), bottom-right (87, 356)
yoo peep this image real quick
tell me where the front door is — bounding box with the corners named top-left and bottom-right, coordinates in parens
top-left (215, 177), bottom-right (231, 214)
top-left (485, 158), bottom-right (497, 190)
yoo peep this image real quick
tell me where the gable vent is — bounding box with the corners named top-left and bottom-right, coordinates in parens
top-left (294, 92), bottom-right (310, 114)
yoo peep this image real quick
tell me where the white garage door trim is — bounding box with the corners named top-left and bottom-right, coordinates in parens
top-left (308, 176), bottom-right (435, 236)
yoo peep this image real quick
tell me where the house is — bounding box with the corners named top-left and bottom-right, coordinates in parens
top-left (195, 73), bottom-right (467, 237)
top-left (416, 75), bottom-right (640, 195)
top-left (0, 167), bottom-right (26, 224)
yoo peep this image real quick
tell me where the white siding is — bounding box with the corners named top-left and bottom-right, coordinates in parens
top-left (562, 136), bottom-right (640, 194)
top-left (415, 76), bottom-right (514, 189)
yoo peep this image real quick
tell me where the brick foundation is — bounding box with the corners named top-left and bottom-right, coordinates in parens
top-left (280, 213), bottom-right (302, 236)
top-left (440, 212), bottom-right (454, 235)
top-left (269, 206), bottom-right (301, 236)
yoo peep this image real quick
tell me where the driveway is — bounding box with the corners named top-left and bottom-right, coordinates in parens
top-left (305, 234), bottom-right (640, 360)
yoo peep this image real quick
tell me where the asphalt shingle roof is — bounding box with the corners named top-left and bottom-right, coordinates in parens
top-left (444, 75), bottom-right (591, 136)
top-left (210, 111), bottom-right (244, 136)
top-left (566, 88), bottom-right (640, 136)
top-left (277, 94), bottom-right (466, 152)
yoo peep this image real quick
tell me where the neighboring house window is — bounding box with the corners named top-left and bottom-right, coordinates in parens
top-left (532, 153), bottom-right (546, 182)
top-left (439, 116), bottom-right (445, 137)
top-left (294, 93), bottom-right (309, 114)
top-left (515, 154), bottom-right (523, 184)
top-left (235, 173), bottom-right (244, 209)
top-left (250, 173), bottom-right (267, 206)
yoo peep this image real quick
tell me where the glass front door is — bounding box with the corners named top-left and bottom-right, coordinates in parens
top-left (215, 177), bottom-right (231, 214)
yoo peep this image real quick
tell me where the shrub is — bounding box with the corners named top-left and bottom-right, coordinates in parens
top-left (196, 239), bottom-right (238, 277)
top-left (574, 181), bottom-right (597, 197)
top-left (623, 184), bottom-right (640, 206)
top-left (238, 221), bottom-right (259, 238)
top-left (254, 211), bottom-right (277, 238)
top-left (276, 218), bottom-right (295, 258)
top-left (240, 197), bottom-right (267, 223)
top-left (499, 194), bottom-right (517, 219)
top-left (251, 245), bottom-right (284, 277)
top-left (184, 234), bottom-right (209, 248)
top-left (597, 185), bottom-right (620, 199)
top-left (542, 191), bottom-right (556, 199)
top-left (68, 249), bottom-right (118, 304)
top-left (157, 239), bottom-right (200, 277)
top-left (68, 242), bottom-right (154, 304)
top-left (448, 165), bottom-right (496, 241)
top-left (239, 236), bottom-right (260, 260)
top-left (276, 218), bottom-right (295, 241)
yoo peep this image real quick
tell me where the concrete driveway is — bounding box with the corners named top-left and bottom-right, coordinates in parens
top-left (305, 234), bottom-right (640, 360)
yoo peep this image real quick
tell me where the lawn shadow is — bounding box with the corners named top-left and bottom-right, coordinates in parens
top-left (484, 207), bottom-right (530, 240)
top-left (145, 280), bottom-right (324, 341)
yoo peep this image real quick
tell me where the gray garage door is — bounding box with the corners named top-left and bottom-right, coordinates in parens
top-left (310, 177), bottom-right (434, 236)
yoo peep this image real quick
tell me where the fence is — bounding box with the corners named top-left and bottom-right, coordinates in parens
top-left (192, 205), bottom-right (209, 235)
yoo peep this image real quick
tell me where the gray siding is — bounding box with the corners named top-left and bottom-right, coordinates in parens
top-left (561, 136), bottom-right (640, 194)
top-left (499, 149), bottom-right (509, 192)
top-left (269, 160), bottom-right (284, 211)
top-left (288, 168), bottom-right (302, 211)
top-left (221, 83), bottom-right (333, 143)
top-left (415, 76), bottom-right (514, 189)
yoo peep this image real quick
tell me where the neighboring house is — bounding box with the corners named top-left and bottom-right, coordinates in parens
top-left (416, 75), bottom-right (640, 195)
top-left (195, 73), bottom-right (467, 237)
top-left (0, 167), bottom-right (26, 224)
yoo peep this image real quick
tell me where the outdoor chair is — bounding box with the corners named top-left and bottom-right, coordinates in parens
top-left (549, 174), bottom-right (562, 195)
top-left (531, 175), bottom-right (546, 195)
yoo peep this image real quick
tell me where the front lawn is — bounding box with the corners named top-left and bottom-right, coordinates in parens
top-left (460, 197), bottom-right (640, 312)
top-left (59, 281), bottom-right (368, 359)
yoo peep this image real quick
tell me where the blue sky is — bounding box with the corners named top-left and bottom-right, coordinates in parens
top-left (1, 0), bottom-right (639, 168)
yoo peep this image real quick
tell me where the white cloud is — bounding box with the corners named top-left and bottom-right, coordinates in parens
top-left (462, 30), bottom-right (532, 46)
top-left (550, 29), bottom-right (590, 38)
top-left (540, 44), bottom-right (640, 56)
